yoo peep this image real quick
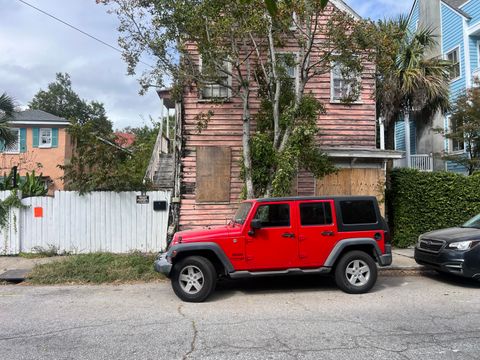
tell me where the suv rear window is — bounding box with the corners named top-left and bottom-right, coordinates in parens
top-left (300, 202), bottom-right (332, 226)
top-left (340, 200), bottom-right (377, 225)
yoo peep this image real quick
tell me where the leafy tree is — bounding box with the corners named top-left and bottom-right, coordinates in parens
top-left (0, 92), bottom-right (17, 147)
top-left (30, 73), bottom-right (113, 135)
top-left (374, 16), bottom-right (451, 149)
top-left (443, 84), bottom-right (480, 175)
top-left (61, 122), bottom-right (159, 192)
top-left (100, 0), bottom-right (373, 198)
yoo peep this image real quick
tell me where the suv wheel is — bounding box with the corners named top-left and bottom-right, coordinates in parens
top-left (334, 250), bottom-right (377, 294)
top-left (171, 256), bottom-right (217, 302)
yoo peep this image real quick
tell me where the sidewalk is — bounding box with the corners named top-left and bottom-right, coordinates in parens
top-left (1, 248), bottom-right (425, 283)
top-left (0, 256), bottom-right (64, 282)
top-left (380, 247), bottom-right (428, 276)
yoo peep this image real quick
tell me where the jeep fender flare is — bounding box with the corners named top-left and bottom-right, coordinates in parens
top-left (167, 242), bottom-right (235, 273)
top-left (324, 238), bottom-right (391, 267)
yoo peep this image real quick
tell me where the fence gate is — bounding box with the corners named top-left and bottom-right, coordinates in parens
top-left (0, 190), bottom-right (170, 255)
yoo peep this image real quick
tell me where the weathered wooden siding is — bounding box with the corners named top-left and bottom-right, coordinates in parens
top-left (179, 4), bottom-right (377, 230)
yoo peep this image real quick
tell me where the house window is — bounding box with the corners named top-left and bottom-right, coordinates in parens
top-left (199, 57), bottom-right (231, 99)
top-left (450, 116), bottom-right (465, 152)
top-left (39, 128), bottom-right (52, 148)
top-left (277, 53), bottom-right (297, 82)
top-left (446, 47), bottom-right (460, 80)
top-left (331, 62), bottom-right (361, 102)
top-left (4, 128), bottom-right (20, 154)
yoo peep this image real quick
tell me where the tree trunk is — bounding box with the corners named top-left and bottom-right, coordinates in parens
top-left (241, 90), bottom-right (254, 199)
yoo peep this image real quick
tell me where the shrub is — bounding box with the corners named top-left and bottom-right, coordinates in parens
top-left (388, 169), bottom-right (480, 247)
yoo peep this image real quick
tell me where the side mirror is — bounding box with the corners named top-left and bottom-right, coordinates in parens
top-left (250, 219), bottom-right (262, 230)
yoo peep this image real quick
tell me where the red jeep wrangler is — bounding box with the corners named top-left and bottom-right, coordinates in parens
top-left (155, 196), bottom-right (392, 302)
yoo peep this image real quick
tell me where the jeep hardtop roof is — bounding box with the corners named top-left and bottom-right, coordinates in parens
top-left (255, 196), bottom-right (377, 203)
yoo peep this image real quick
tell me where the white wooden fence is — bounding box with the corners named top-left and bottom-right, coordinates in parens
top-left (0, 191), bottom-right (170, 255)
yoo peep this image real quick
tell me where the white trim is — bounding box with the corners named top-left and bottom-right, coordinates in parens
top-left (459, 0), bottom-right (471, 9)
top-left (477, 40), bottom-right (480, 69)
top-left (4, 128), bottom-right (20, 154)
top-left (444, 45), bottom-right (462, 82)
top-left (467, 21), bottom-right (480, 35)
top-left (8, 120), bottom-right (69, 126)
top-left (330, 0), bottom-right (361, 20)
top-left (463, 18), bottom-right (471, 88)
top-left (39, 128), bottom-right (52, 148)
top-left (440, 4), bottom-right (444, 54)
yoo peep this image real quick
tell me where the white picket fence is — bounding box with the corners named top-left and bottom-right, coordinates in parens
top-left (0, 191), bottom-right (170, 255)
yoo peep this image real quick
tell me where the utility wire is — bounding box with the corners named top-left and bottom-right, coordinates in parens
top-left (16, 0), bottom-right (154, 68)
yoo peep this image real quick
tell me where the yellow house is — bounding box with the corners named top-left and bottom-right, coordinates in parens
top-left (0, 110), bottom-right (72, 192)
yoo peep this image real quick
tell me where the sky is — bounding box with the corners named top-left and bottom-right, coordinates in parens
top-left (0, 0), bottom-right (413, 130)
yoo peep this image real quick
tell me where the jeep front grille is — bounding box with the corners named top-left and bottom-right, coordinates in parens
top-left (419, 238), bottom-right (445, 253)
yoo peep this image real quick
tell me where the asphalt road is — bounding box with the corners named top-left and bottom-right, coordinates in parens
top-left (1, 274), bottom-right (479, 360)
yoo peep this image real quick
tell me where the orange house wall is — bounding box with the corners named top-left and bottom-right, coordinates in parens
top-left (0, 127), bottom-right (72, 191)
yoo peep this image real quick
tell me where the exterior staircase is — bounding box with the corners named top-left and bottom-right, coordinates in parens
top-left (153, 153), bottom-right (175, 190)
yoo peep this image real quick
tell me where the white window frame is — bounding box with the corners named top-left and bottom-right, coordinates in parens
top-left (39, 128), bottom-right (53, 148)
top-left (330, 61), bottom-right (362, 103)
top-left (447, 115), bottom-right (465, 154)
top-left (4, 128), bottom-right (20, 154)
top-left (276, 52), bottom-right (299, 93)
top-left (445, 46), bottom-right (461, 82)
top-left (477, 40), bottom-right (480, 69)
top-left (198, 55), bottom-right (232, 100)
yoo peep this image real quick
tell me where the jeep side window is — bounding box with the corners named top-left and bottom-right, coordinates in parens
top-left (299, 202), bottom-right (332, 226)
top-left (253, 204), bottom-right (290, 227)
top-left (340, 200), bottom-right (377, 224)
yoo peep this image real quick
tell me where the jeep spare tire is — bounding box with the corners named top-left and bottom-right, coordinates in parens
top-left (171, 256), bottom-right (217, 302)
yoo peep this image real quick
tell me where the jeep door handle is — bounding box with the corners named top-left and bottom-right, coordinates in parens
top-left (321, 231), bottom-right (335, 236)
top-left (282, 232), bottom-right (295, 238)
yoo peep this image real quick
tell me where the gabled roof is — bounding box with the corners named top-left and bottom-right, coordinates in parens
top-left (10, 110), bottom-right (70, 125)
top-left (408, 0), bottom-right (472, 25)
top-left (443, 0), bottom-right (472, 19)
top-left (331, 0), bottom-right (361, 20)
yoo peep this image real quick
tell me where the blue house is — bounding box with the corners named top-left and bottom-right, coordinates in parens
top-left (395, 0), bottom-right (480, 173)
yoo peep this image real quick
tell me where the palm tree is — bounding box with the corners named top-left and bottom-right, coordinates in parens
top-left (0, 92), bottom-right (17, 147)
top-left (376, 16), bottom-right (451, 154)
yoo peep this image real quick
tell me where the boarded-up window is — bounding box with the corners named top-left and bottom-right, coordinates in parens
top-left (196, 146), bottom-right (231, 202)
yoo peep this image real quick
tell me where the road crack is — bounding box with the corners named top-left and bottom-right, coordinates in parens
top-left (177, 304), bottom-right (198, 360)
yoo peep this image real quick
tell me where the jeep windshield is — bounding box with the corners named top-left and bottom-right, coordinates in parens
top-left (462, 214), bottom-right (480, 229)
top-left (233, 202), bottom-right (252, 225)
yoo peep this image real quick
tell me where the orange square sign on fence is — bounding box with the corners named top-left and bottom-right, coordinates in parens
top-left (34, 207), bottom-right (43, 218)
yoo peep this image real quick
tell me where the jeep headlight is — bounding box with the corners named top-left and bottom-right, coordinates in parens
top-left (446, 240), bottom-right (480, 251)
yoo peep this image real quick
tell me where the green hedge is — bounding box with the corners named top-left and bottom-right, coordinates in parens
top-left (388, 169), bottom-right (480, 248)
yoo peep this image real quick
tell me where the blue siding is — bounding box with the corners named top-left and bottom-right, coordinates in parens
top-left (442, 3), bottom-right (466, 103)
top-left (394, 118), bottom-right (416, 154)
top-left (462, 1), bottom-right (480, 26)
top-left (469, 36), bottom-right (479, 73)
top-left (408, 1), bottom-right (420, 33)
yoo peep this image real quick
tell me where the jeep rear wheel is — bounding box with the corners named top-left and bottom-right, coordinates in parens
top-left (334, 250), bottom-right (377, 294)
top-left (171, 256), bottom-right (217, 302)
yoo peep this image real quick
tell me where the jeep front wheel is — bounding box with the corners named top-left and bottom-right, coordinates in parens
top-left (171, 256), bottom-right (217, 302)
top-left (334, 250), bottom-right (377, 294)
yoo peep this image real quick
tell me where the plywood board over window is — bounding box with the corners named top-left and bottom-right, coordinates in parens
top-left (316, 168), bottom-right (386, 214)
top-left (196, 146), bottom-right (231, 202)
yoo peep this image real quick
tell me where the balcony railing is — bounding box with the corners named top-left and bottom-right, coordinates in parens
top-left (393, 154), bottom-right (433, 172)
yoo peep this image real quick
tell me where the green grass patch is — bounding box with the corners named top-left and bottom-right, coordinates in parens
top-left (27, 252), bottom-right (165, 285)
